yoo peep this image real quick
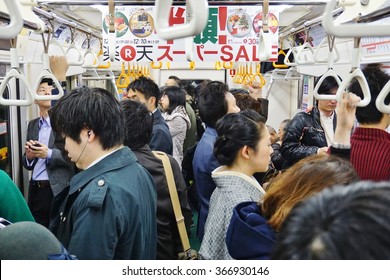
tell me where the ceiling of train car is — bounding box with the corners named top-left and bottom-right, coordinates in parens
top-left (36, 0), bottom-right (329, 36)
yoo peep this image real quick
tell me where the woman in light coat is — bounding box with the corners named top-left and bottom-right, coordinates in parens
top-left (160, 86), bottom-right (191, 167)
top-left (199, 110), bottom-right (272, 260)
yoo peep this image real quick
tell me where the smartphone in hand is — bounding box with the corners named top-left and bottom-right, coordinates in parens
top-left (30, 142), bottom-right (41, 150)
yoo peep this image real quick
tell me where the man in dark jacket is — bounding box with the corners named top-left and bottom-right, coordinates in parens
top-left (50, 87), bottom-right (157, 260)
top-left (121, 100), bottom-right (192, 260)
top-left (23, 56), bottom-right (74, 228)
top-left (281, 76), bottom-right (339, 169)
top-left (127, 76), bottom-right (173, 155)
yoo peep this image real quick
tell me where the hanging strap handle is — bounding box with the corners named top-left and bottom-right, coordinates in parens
top-left (154, 0), bottom-right (209, 40)
top-left (313, 34), bottom-right (340, 64)
top-left (0, 39), bottom-right (34, 106)
top-left (152, 151), bottom-right (191, 251)
top-left (66, 25), bottom-right (85, 66)
top-left (116, 62), bottom-right (129, 89)
top-left (335, 38), bottom-right (371, 107)
top-left (376, 79), bottom-right (390, 114)
top-left (273, 49), bottom-right (288, 69)
top-left (258, 0), bottom-right (271, 62)
top-left (83, 32), bottom-right (99, 68)
top-left (322, 0), bottom-right (389, 38)
top-left (0, 0), bottom-right (23, 40)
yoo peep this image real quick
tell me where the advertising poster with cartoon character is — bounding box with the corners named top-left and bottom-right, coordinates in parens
top-left (100, 6), bottom-right (280, 64)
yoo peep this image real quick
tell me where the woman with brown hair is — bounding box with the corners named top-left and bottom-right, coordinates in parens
top-left (226, 154), bottom-right (359, 260)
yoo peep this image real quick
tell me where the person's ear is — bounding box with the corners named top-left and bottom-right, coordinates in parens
top-left (149, 96), bottom-right (156, 107)
top-left (240, 145), bottom-right (251, 160)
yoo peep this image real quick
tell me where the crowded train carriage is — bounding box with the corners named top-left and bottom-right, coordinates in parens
top-left (0, 0), bottom-right (389, 260)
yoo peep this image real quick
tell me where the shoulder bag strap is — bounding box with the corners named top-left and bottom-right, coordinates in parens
top-left (152, 151), bottom-right (191, 251)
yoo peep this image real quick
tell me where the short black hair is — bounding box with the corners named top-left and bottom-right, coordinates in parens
top-left (314, 75), bottom-right (340, 95)
top-left (126, 76), bottom-right (161, 107)
top-left (272, 181), bottom-right (390, 260)
top-left (121, 99), bottom-right (153, 149)
top-left (168, 75), bottom-right (181, 87)
top-left (50, 86), bottom-right (124, 150)
top-left (40, 78), bottom-right (53, 86)
top-left (348, 64), bottom-right (390, 124)
top-left (198, 81), bottom-right (229, 128)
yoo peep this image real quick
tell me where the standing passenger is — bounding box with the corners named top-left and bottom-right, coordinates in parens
top-left (272, 181), bottom-right (390, 259)
top-left (347, 64), bottom-right (390, 181)
top-left (0, 170), bottom-right (34, 223)
top-left (193, 81), bottom-right (240, 241)
top-left (199, 110), bottom-right (272, 259)
top-left (160, 86), bottom-right (191, 167)
top-left (165, 76), bottom-right (198, 156)
top-left (281, 76), bottom-right (339, 169)
top-left (22, 56), bottom-right (74, 228)
top-left (50, 86), bottom-right (157, 260)
top-left (127, 76), bottom-right (173, 155)
top-left (121, 99), bottom-right (192, 260)
top-left (226, 154), bottom-right (358, 260)
top-left (271, 119), bottom-right (290, 171)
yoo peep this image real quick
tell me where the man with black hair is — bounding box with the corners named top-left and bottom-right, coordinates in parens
top-left (193, 81), bottom-right (240, 241)
top-left (127, 76), bottom-right (173, 155)
top-left (329, 64), bottom-right (390, 181)
top-left (165, 75), bottom-right (181, 87)
top-left (281, 75), bottom-right (339, 169)
top-left (121, 100), bottom-right (192, 260)
top-left (22, 56), bottom-right (74, 228)
top-left (273, 181), bottom-right (390, 260)
top-left (50, 86), bottom-right (157, 260)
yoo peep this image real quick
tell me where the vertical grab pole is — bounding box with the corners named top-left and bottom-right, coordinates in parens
top-left (108, 0), bottom-right (116, 62)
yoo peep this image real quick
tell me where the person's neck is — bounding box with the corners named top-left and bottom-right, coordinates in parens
top-left (39, 108), bottom-right (50, 119)
top-left (85, 144), bottom-right (124, 169)
top-left (359, 120), bottom-right (388, 130)
top-left (220, 161), bottom-right (253, 178)
top-left (319, 109), bottom-right (334, 118)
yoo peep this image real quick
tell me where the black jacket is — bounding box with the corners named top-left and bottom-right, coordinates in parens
top-left (133, 145), bottom-right (192, 260)
top-left (281, 107), bottom-right (336, 169)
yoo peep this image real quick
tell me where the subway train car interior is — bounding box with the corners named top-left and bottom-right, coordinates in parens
top-left (0, 0), bottom-right (390, 262)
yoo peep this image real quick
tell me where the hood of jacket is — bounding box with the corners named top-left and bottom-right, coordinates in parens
top-left (226, 201), bottom-right (275, 260)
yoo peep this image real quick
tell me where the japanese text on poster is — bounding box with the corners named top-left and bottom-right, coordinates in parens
top-left (100, 6), bottom-right (279, 64)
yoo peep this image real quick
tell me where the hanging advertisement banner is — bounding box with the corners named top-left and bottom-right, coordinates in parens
top-left (100, 6), bottom-right (279, 64)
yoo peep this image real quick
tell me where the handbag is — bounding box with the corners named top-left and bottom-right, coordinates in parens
top-left (152, 151), bottom-right (199, 260)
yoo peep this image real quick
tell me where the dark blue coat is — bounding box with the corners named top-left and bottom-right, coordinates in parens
top-left (192, 127), bottom-right (220, 241)
top-left (150, 109), bottom-right (173, 155)
top-left (226, 201), bottom-right (275, 260)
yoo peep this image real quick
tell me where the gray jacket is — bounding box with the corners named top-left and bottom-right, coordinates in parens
top-left (22, 117), bottom-right (75, 196)
top-left (199, 168), bottom-right (265, 260)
